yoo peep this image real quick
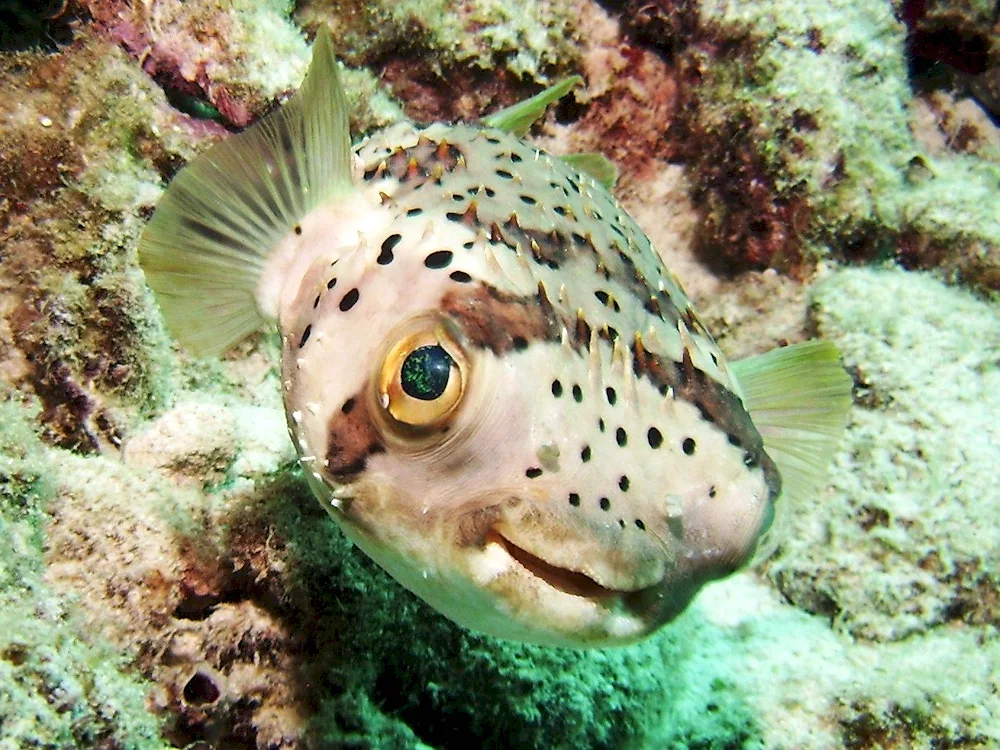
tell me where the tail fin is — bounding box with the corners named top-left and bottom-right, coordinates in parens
top-left (730, 340), bottom-right (853, 555)
top-left (138, 28), bottom-right (354, 357)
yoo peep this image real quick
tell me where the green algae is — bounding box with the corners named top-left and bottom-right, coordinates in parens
top-left (0, 393), bottom-right (164, 748)
top-left (298, 0), bottom-right (577, 81)
top-left (693, 0), bottom-right (1000, 280)
top-left (769, 265), bottom-right (1000, 641)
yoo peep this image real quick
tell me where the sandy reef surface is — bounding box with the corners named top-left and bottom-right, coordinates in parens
top-left (0, 0), bottom-right (998, 747)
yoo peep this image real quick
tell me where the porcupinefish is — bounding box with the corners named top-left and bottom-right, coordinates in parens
top-left (139, 30), bottom-right (851, 646)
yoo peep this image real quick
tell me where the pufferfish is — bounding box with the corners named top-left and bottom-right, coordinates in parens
top-left (139, 30), bottom-right (851, 647)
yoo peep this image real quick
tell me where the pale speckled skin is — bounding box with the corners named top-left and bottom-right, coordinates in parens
top-left (275, 121), bottom-right (779, 646)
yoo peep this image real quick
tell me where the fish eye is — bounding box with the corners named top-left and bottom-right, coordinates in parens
top-left (400, 345), bottom-right (453, 401)
top-left (377, 325), bottom-right (467, 430)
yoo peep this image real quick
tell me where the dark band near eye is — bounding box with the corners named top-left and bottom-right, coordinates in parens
top-left (400, 345), bottom-right (453, 400)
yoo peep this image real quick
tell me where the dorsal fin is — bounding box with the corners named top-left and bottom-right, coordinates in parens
top-left (138, 28), bottom-right (354, 356)
top-left (560, 152), bottom-right (619, 190)
top-left (481, 76), bottom-right (581, 137)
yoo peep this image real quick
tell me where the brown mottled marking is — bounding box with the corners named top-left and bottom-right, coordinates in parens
top-left (483, 211), bottom-right (682, 328)
top-left (632, 332), bottom-right (650, 376)
top-left (681, 306), bottom-right (709, 338)
top-left (325, 382), bottom-right (384, 479)
top-left (441, 283), bottom-right (561, 354)
top-left (362, 137), bottom-right (465, 192)
top-left (455, 504), bottom-right (503, 547)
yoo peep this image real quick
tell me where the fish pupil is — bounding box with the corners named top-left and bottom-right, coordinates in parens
top-left (401, 345), bottom-right (452, 400)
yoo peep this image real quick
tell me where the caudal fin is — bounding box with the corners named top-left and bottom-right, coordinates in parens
top-left (138, 29), bottom-right (354, 356)
top-left (731, 340), bottom-right (853, 554)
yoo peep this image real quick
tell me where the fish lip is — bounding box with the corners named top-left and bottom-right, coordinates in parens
top-left (485, 528), bottom-right (635, 601)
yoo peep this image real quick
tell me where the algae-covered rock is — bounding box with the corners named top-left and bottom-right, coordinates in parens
top-left (772, 266), bottom-right (1000, 641)
top-left (0, 393), bottom-right (164, 748)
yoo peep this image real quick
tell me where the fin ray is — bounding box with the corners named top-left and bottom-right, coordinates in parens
top-left (731, 340), bottom-right (852, 557)
top-left (139, 28), bottom-right (353, 356)
top-left (482, 76), bottom-right (582, 137)
top-left (560, 152), bottom-right (619, 190)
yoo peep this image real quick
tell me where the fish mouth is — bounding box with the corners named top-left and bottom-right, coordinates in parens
top-left (485, 529), bottom-right (627, 600)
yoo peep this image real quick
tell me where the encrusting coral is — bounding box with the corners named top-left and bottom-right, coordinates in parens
top-left (0, 0), bottom-right (998, 747)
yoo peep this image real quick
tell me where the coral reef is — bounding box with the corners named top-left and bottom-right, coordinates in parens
top-left (0, 393), bottom-right (164, 748)
top-left (772, 266), bottom-right (1000, 640)
top-left (0, 0), bottom-right (998, 747)
top-left (609, 0), bottom-right (1000, 287)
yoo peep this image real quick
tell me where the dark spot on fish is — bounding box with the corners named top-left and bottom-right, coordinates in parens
top-left (696, 402), bottom-right (715, 423)
top-left (486, 135), bottom-right (501, 144)
top-left (526, 467), bottom-right (543, 479)
top-left (379, 234), bottom-right (402, 265)
top-left (446, 211), bottom-right (463, 222)
top-left (605, 386), bottom-right (617, 406)
top-left (407, 207), bottom-right (423, 217)
top-left (644, 296), bottom-right (664, 319)
top-left (452, 193), bottom-right (464, 202)
top-left (449, 271), bottom-right (472, 283)
top-left (339, 288), bottom-right (360, 311)
top-left (554, 205), bottom-right (567, 216)
top-left (682, 438), bottom-right (696, 455)
top-left (572, 384), bottom-right (583, 403)
top-left (294, 224), bottom-right (302, 235)
top-left (496, 169), bottom-right (514, 180)
top-left (619, 475), bottom-right (630, 491)
top-left (551, 379), bottom-right (563, 397)
top-left (647, 427), bottom-right (663, 449)
top-left (512, 336), bottom-right (528, 351)
top-left (327, 277), bottom-right (337, 290)
top-left (709, 486), bottom-right (717, 498)
top-left (618, 519), bottom-right (626, 529)
top-left (569, 492), bottom-right (580, 507)
top-left (598, 418), bottom-right (605, 432)
top-left (616, 427), bottom-right (627, 447)
top-left (599, 497), bottom-right (611, 511)
top-left (510, 152), bottom-right (523, 163)
top-left (581, 445), bottom-right (591, 463)
top-left (634, 518), bottom-right (646, 530)
top-left (298, 325), bottom-right (312, 348)
top-left (595, 290), bottom-right (610, 306)
top-left (520, 194), bottom-right (537, 205)
top-left (342, 398), bottom-right (356, 414)
top-left (424, 250), bottom-right (453, 269)
top-left (463, 240), bottom-right (474, 249)
top-left (313, 294), bottom-right (321, 309)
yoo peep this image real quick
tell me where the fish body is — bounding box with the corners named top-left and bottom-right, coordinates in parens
top-left (140, 31), bottom-right (851, 646)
